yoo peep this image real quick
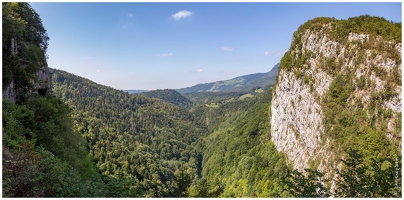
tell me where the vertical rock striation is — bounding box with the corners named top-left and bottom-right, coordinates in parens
top-left (270, 16), bottom-right (402, 180)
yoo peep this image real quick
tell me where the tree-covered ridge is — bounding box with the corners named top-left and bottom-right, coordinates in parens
top-left (280, 15), bottom-right (401, 74)
top-left (51, 68), bottom-right (207, 197)
top-left (294, 15), bottom-right (401, 43)
top-left (138, 89), bottom-right (194, 110)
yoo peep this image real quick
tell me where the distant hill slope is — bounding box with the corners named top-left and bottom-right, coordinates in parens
top-left (176, 63), bottom-right (279, 94)
top-left (138, 89), bottom-right (194, 109)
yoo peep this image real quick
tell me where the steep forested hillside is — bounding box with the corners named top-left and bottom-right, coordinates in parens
top-left (189, 88), bottom-right (292, 197)
top-left (51, 69), bottom-right (207, 197)
top-left (2, 3), bottom-right (108, 197)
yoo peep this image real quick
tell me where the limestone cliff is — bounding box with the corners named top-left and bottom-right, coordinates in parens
top-left (2, 55), bottom-right (51, 102)
top-left (34, 60), bottom-right (52, 95)
top-left (2, 2), bottom-right (51, 102)
top-left (270, 16), bottom-right (401, 182)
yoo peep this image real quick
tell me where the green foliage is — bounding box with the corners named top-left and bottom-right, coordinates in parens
top-left (284, 168), bottom-right (328, 197)
top-left (279, 51), bottom-right (293, 71)
top-left (335, 148), bottom-right (371, 197)
top-left (51, 69), bottom-right (207, 197)
top-left (286, 148), bottom-right (401, 197)
top-left (335, 148), bottom-right (401, 197)
top-left (322, 69), bottom-right (400, 168)
top-left (174, 167), bottom-right (192, 197)
top-left (368, 156), bottom-right (402, 197)
top-left (139, 89), bottom-right (194, 110)
top-left (189, 88), bottom-right (292, 197)
top-left (188, 177), bottom-right (224, 197)
top-left (2, 2), bottom-right (49, 99)
top-left (292, 15), bottom-right (401, 45)
top-left (184, 91), bottom-right (244, 105)
top-left (2, 95), bottom-right (112, 197)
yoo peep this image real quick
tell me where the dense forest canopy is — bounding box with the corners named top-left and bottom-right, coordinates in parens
top-left (138, 89), bottom-right (194, 110)
top-left (51, 69), bottom-right (208, 197)
top-left (2, 3), bottom-right (401, 197)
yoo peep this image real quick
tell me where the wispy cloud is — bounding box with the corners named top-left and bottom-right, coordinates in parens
top-left (196, 69), bottom-right (204, 73)
top-left (156, 53), bottom-right (173, 57)
top-left (121, 13), bottom-right (134, 29)
top-left (264, 50), bottom-right (286, 57)
top-left (96, 69), bottom-right (101, 73)
top-left (172, 10), bottom-right (193, 20)
top-left (221, 47), bottom-right (234, 51)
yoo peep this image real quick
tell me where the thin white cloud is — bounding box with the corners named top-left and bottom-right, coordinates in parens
top-left (264, 50), bottom-right (287, 57)
top-left (156, 53), bottom-right (173, 57)
top-left (221, 47), bottom-right (234, 51)
top-left (196, 69), bottom-right (204, 73)
top-left (96, 69), bottom-right (101, 73)
top-left (172, 10), bottom-right (193, 20)
top-left (127, 13), bottom-right (133, 18)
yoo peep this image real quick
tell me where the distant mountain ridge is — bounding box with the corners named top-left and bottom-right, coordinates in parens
top-left (176, 63), bottom-right (279, 94)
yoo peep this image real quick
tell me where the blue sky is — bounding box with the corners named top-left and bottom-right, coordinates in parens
top-left (30, 2), bottom-right (401, 90)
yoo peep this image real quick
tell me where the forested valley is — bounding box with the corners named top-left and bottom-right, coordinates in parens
top-left (2, 2), bottom-right (402, 197)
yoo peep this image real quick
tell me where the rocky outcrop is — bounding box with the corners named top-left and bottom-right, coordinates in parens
top-left (2, 80), bottom-right (17, 102)
top-left (271, 66), bottom-right (332, 172)
top-left (270, 16), bottom-right (402, 177)
top-left (2, 42), bottom-right (51, 102)
top-left (34, 60), bottom-right (52, 95)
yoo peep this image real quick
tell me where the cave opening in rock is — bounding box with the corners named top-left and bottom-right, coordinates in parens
top-left (38, 88), bottom-right (47, 96)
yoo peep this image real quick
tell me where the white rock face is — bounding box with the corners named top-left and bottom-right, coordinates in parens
top-left (271, 69), bottom-right (332, 171)
top-left (271, 26), bottom-right (402, 174)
